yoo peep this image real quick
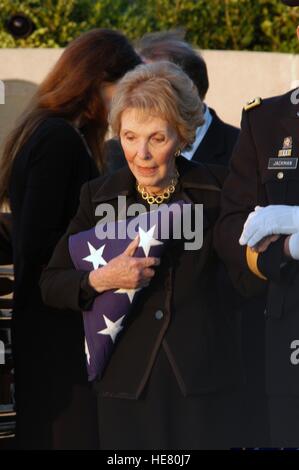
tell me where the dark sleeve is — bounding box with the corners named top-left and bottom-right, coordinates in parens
top-left (214, 109), bottom-right (295, 295)
top-left (79, 271), bottom-right (98, 310)
top-left (213, 109), bottom-right (268, 297)
top-left (40, 181), bottom-right (99, 312)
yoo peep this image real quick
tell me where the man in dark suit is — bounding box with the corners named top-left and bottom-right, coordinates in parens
top-left (104, 31), bottom-right (239, 172)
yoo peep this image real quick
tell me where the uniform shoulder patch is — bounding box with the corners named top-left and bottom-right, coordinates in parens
top-left (244, 97), bottom-right (262, 111)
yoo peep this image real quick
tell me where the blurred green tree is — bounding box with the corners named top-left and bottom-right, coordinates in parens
top-left (0, 0), bottom-right (298, 52)
top-left (0, 0), bottom-right (93, 47)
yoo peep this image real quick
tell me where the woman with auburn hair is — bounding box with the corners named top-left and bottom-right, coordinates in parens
top-left (41, 62), bottom-right (244, 449)
top-left (0, 28), bottom-right (141, 450)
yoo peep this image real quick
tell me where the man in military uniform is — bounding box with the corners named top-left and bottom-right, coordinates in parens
top-left (214, 0), bottom-right (299, 447)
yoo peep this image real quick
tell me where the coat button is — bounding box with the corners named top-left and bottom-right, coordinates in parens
top-left (155, 310), bottom-right (164, 320)
top-left (277, 171), bottom-right (284, 180)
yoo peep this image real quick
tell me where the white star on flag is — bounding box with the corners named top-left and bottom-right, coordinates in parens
top-left (97, 314), bottom-right (125, 343)
top-left (115, 287), bottom-right (141, 303)
top-left (85, 337), bottom-right (90, 364)
top-left (138, 224), bottom-right (163, 257)
top-left (83, 242), bottom-right (107, 269)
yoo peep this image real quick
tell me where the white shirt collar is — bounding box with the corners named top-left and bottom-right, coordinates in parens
top-left (181, 105), bottom-right (213, 161)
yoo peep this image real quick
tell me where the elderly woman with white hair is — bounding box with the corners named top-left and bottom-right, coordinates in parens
top-left (40, 61), bottom-right (244, 449)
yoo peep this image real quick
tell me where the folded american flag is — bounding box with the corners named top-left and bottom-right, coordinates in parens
top-left (69, 201), bottom-right (184, 381)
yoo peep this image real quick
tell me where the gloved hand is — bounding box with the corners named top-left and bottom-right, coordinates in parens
top-left (239, 205), bottom-right (299, 248)
top-left (288, 233), bottom-right (299, 260)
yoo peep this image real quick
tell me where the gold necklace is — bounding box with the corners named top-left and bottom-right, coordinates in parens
top-left (136, 170), bottom-right (179, 205)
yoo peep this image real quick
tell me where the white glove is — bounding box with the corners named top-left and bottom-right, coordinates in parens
top-left (288, 233), bottom-right (299, 260)
top-left (239, 205), bottom-right (299, 248)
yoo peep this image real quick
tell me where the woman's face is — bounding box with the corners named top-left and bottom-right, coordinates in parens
top-left (120, 108), bottom-right (182, 193)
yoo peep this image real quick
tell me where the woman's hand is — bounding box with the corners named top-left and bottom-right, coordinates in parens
top-left (88, 236), bottom-right (160, 293)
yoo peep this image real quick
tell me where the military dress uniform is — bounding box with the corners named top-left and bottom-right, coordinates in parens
top-left (214, 89), bottom-right (299, 446)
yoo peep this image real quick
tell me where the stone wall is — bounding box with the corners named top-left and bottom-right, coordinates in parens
top-left (0, 48), bottom-right (299, 151)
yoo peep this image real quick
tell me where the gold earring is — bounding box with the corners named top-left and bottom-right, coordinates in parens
top-left (174, 148), bottom-right (181, 158)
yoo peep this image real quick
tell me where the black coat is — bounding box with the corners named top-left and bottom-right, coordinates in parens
top-left (9, 117), bottom-right (99, 449)
top-left (214, 90), bottom-right (299, 396)
top-left (104, 108), bottom-right (239, 173)
top-left (40, 157), bottom-right (242, 399)
top-left (191, 108), bottom-right (239, 166)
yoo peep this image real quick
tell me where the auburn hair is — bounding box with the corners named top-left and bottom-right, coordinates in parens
top-left (0, 29), bottom-right (141, 207)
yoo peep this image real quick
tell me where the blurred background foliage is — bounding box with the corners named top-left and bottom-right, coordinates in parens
top-left (0, 0), bottom-right (299, 52)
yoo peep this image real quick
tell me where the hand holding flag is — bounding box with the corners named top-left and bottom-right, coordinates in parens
top-left (69, 201), bottom-right (184, 381)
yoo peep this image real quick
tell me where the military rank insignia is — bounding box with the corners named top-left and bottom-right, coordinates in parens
top-left (244, 97), bottom-right (262, 111)
top-left (278, 137), bottom-right (292, 157)
top-left (268, 136), bottom-right (298, 170)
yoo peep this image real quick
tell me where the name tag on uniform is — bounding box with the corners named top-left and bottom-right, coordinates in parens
top-left (267, 158), bottom-right (298, 169)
